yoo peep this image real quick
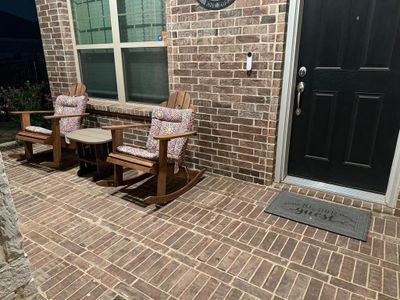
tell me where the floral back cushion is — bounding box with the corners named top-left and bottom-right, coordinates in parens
top-left (54, 95), bottom-right (87, 134)
top-left (146, 107), bottom-right (194, 163)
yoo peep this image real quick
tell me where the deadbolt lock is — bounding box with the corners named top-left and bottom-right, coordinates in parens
top-left (298, 66), bottom-right (307, 78)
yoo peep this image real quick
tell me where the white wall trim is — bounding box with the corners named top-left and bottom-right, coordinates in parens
top-left (275, 0), bottom-right (399, 208)
top-left (109, 0), bottom-right (126, 104)
top-left (75, 42), bottom-right (165, 50)
top-left (75, 44), bottom-right (114, 50)
top-left (120, 41), bottom-right (166, 48)
top-left (66, 0), bottom-right (81, 83)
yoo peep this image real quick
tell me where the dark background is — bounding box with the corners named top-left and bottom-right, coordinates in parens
top-left (0, 0), bottom-right (48, 87)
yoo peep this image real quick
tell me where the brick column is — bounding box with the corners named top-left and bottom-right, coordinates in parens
top-left (35, 0), bottom-right (78, 96)
top-left (0, 153), bottom-right (37, 299)
top-left (167, 0), bottom-right (289, 185)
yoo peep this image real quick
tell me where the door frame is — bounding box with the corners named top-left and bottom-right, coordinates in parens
top-left (275, 0), bottom-right (400, 208)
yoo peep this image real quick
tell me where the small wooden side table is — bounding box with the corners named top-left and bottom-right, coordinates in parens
top-left (66, 128), bottom-right (112, 181)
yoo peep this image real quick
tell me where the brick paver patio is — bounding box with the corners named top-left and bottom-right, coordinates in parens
top-left (3, 148), bottom-right (399, 300)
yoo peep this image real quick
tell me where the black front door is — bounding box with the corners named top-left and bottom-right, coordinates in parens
top-left (288, 0), bottom-right (400, 194)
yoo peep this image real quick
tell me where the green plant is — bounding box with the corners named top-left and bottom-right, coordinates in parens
top-left (0, 81), bottom-right (51, 128)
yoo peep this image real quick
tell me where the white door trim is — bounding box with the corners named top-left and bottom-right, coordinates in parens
top-left (385, 131), bottom-right (400, 207)
top-left (275, 0), bottom-right (400, 208)
top-left (274, 0), bottom-right (303, 183)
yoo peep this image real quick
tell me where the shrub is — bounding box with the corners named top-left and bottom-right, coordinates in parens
top-left (0, 96), bottom-right (11, 121)
top-left (0, 81), bottom-right (51, 127)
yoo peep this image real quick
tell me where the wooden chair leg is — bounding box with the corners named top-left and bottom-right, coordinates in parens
top-left (53, 140), bottom-right (62, 168)
top-left (157, 173), bottom-right (167, 196)
top-left (24, 142), bottom-right (33, 160)
top-left (42, 119), bottom-right (62, 169)
top-left (115, 165), bottom-right (123, 186)
top-left (41, 145), bottom-right (61, 169)
top-left (157, 140), bottom-right (168, 196)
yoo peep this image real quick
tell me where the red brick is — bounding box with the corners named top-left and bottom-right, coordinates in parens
top-left (275, 269), bottom-right (297, 298)
top-left (179, 273), bottom-right (209, 300)
top-left (133, 279), bottom-right (170, 300)
top-left (303, 279), bottom-right (323, 300)
top-left (327, 253), bottom-right (343, 276)
top-left (263, 265), bottom-right (285, 292)
top-left (114, 282), bottom-right (149, 300)
top-left (383, 268), bottom-right (398, 298)
top-left (368, 265), bottom-right (383, 291)
top-left (330, 278), bottom-right (376, 299)
top-left (288, 274), bottom-right (310, 300)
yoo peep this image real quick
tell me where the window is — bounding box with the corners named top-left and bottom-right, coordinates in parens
top-left (70, 0), bottom-right (169, 104)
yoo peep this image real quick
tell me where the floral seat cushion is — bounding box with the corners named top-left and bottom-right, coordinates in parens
top-left (117, 146), bottom-right (158, 160)
top-left (25, 126), bottom-right (53, 136)
top-left (117, 146), bottom-right (180, 163)
top-left (54, 95), bottom-right (87, 135)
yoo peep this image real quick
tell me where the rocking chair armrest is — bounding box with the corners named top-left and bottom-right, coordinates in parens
top-left (154, 131), bottom-right (197, 141)
top-left (102, 124), bottom-right (151, 130)
top-left (11, 110), bottom-right (54, 115)
top-left (44, 113), bottom-right (89, 120)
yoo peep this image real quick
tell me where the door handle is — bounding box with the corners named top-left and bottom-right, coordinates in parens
top-left (296, 82), bottom-right (305, 116)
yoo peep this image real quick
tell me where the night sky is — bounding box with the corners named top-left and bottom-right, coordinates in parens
top-left (0, 1), bottom-right (47, 86)
top-left (0, 0), bottom-right (43, 61)
top-left (0, 0), bottom-right (41, 40)
top-left (0, 0), bottom-right (38, 22)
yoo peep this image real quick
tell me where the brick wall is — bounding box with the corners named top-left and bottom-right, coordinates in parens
top-left (36, 0), bottom-right (289, 185)
top-left (84, 103), bottom-right (152, 153)
top-left (35, 0), bottom-right (77, 95)
top-left (167, 0), bottom-right (288, 185)
top-left (35, 1), bottom-right (400, 208)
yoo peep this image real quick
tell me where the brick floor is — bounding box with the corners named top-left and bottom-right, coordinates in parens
top-left (3, 148), bottom-right (400, 300)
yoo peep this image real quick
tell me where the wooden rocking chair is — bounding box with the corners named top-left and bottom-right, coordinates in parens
top-left (98, 91), bottom-right (205, 205)
top-left (9, 83), bottom-right (89, 169)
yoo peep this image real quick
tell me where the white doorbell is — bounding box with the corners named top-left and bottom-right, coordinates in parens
top-left (247, 52), bottom-right (253, 76)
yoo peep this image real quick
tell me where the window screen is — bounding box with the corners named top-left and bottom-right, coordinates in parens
top-left (123, 47), bottom-right (169, 103)
top-left (71, 0), bottom-right (113, 44)
top-left (117, 0), bottom-right (166, 43)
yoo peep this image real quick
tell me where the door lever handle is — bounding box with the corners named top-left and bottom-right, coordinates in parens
top-left (296, 82), bottom-right (305, 116)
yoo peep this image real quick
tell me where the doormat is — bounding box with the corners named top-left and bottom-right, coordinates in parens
top-left (265, 192), bottom-right (371, 241)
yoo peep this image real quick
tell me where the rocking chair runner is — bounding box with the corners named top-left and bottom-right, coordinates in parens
top-left (9, 83), bottom-right (89, 169)
top-left (98, 91), bottom-right (205, 205)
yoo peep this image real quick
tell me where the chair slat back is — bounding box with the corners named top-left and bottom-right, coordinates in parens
top-left (161, 91), bottom-right (193, 110)
top-left (65, 83), bottom-right (88, 97)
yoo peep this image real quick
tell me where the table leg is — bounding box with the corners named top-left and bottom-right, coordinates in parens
top-left (76, 143), bottom-right (95, 176)
top-left (93, 142), bottom-right (112, 181)
top-left (76, 143), bottom-right (87, 176)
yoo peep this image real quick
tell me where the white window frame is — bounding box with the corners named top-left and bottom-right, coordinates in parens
top-left (67, 0), bottom-right (167, 105)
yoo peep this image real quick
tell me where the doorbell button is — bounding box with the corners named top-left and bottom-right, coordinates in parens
top-left (247, 52), bottom-right (253, 76)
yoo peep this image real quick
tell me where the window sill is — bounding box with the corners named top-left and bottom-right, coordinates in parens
top-left (87, 99), bottom-right (154, 118)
